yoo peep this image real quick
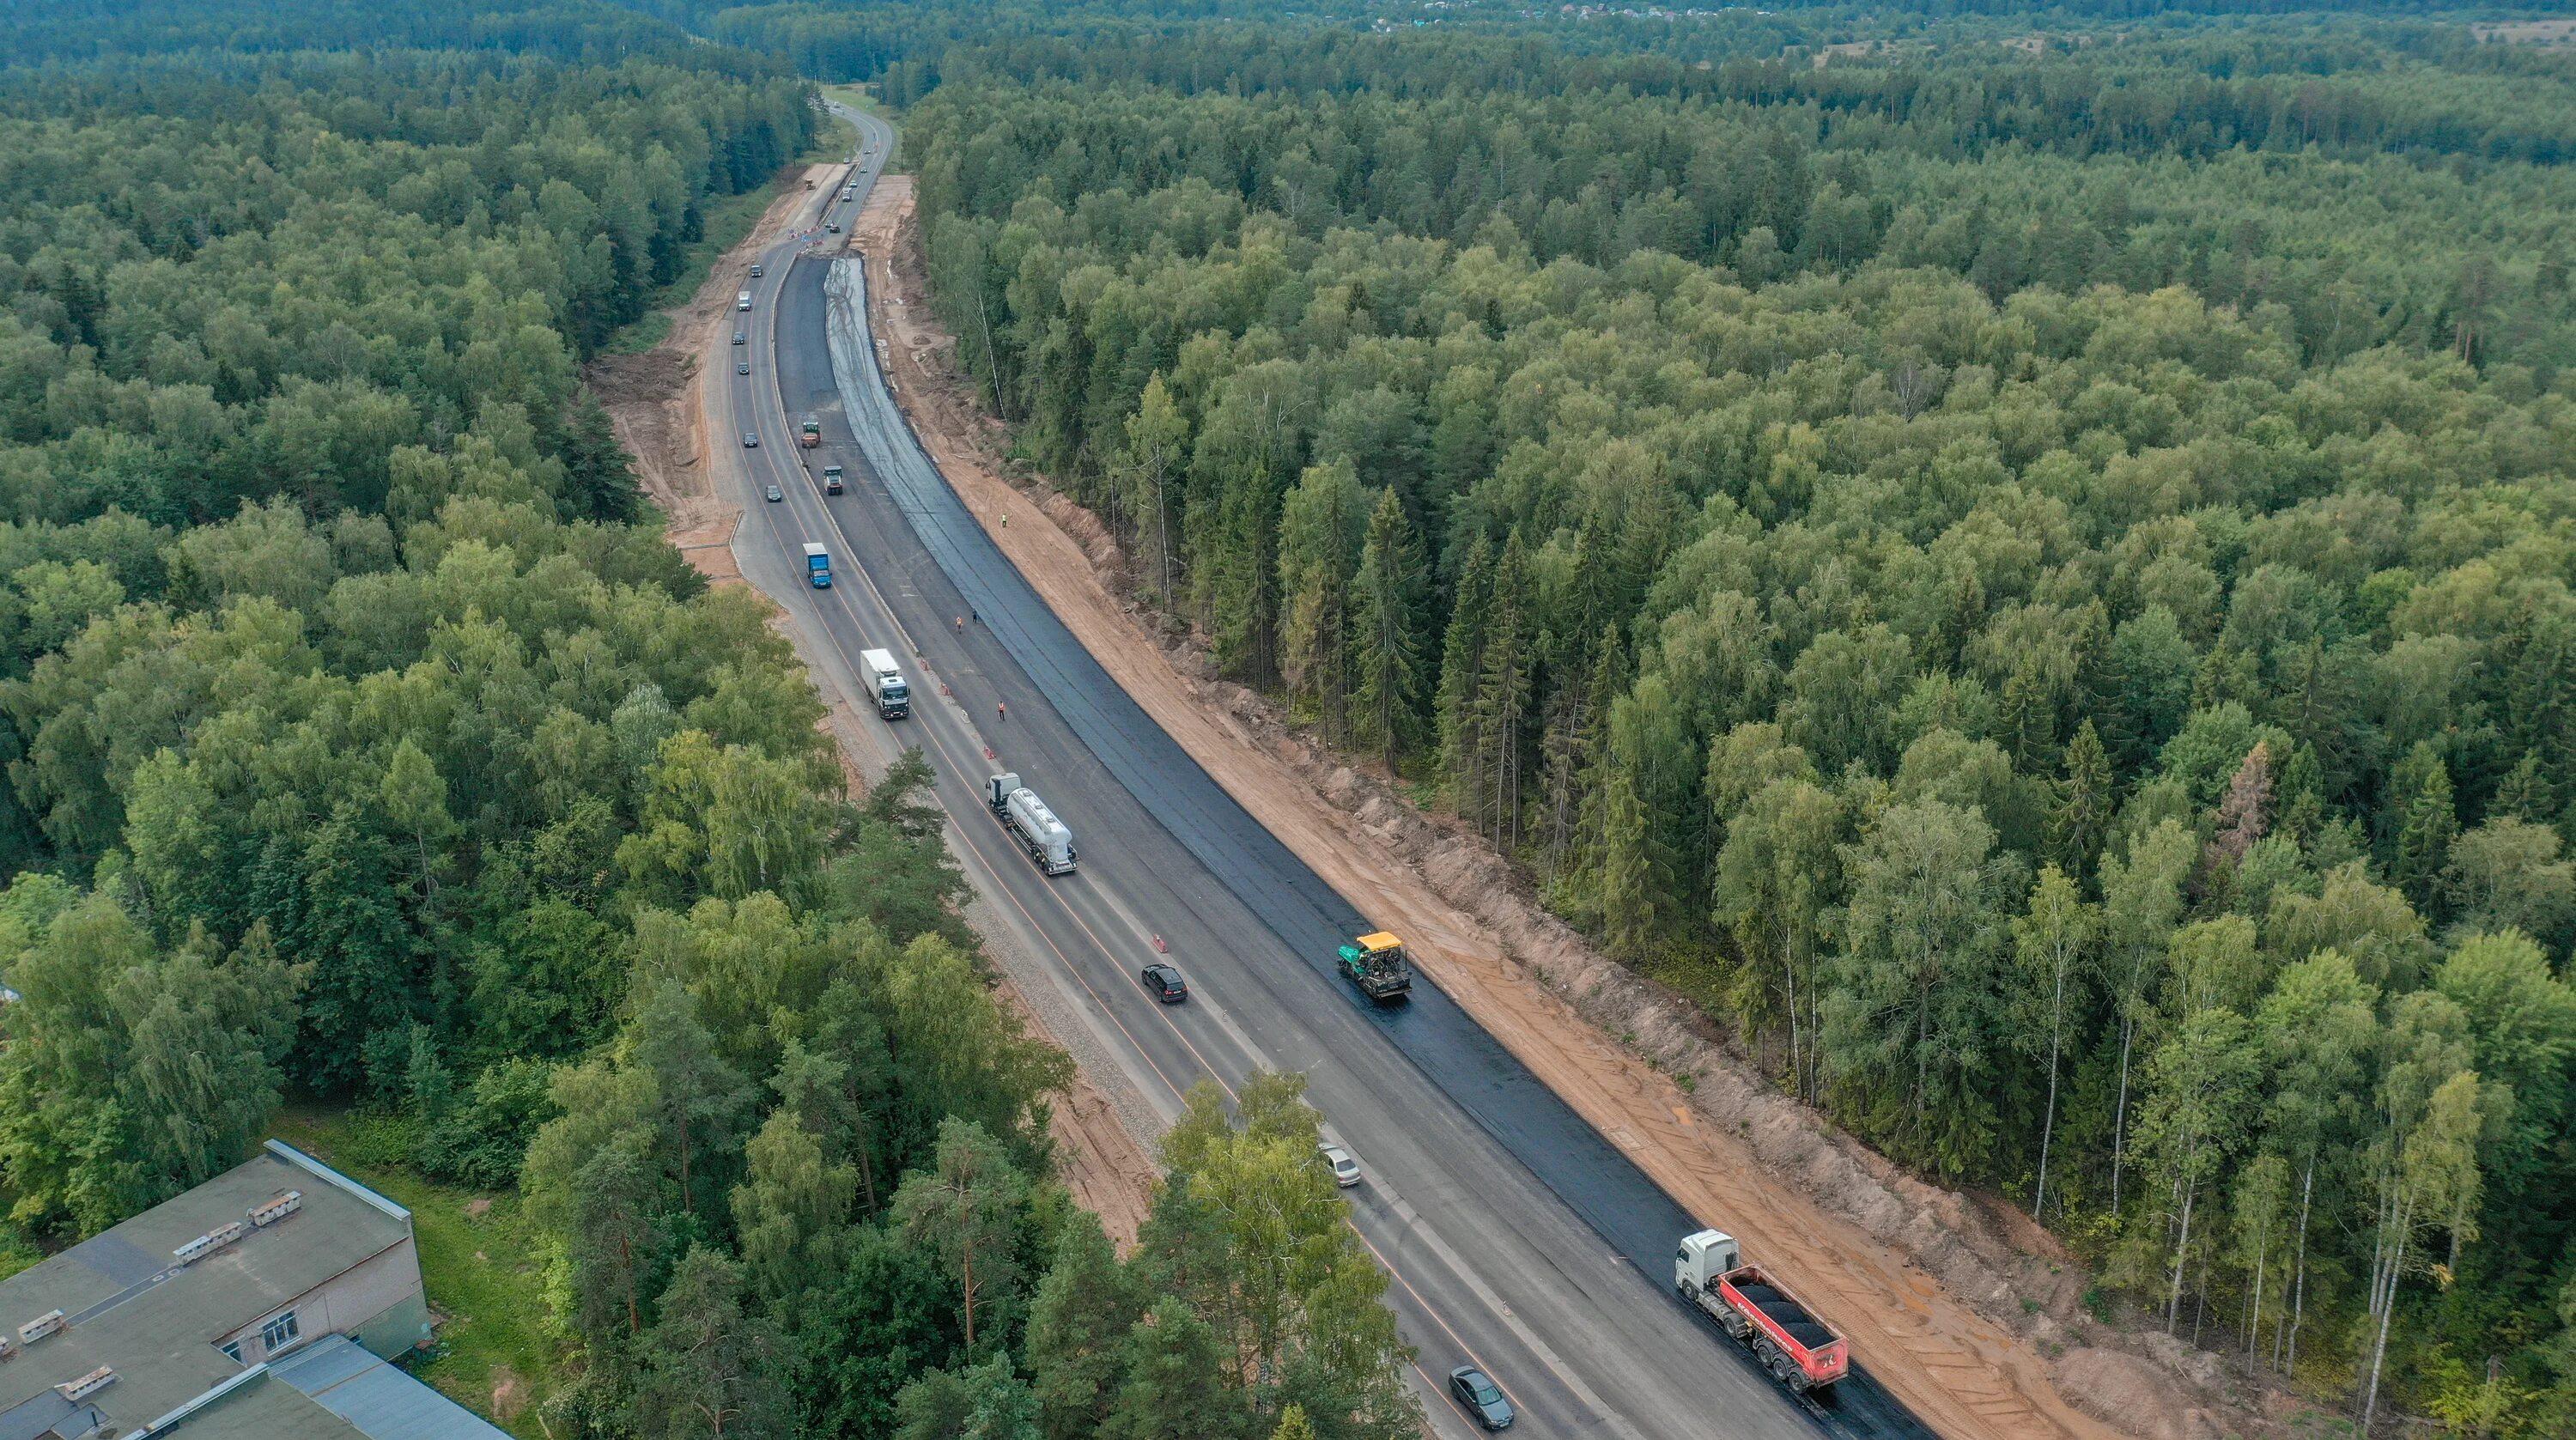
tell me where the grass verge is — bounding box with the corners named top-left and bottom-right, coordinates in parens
top-left (270, 1107), bottom-right (558, 1440)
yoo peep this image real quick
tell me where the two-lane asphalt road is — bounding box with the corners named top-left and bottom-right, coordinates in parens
top-left (705, 99), bottom-right (1935, 1440)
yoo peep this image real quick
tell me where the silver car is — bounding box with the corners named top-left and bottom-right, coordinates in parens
top-left (1319, 1143), bottom-right (1360, 1188)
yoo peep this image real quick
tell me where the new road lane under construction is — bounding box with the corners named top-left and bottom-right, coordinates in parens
top-left (744, 103), bottom-right (1936, 1440)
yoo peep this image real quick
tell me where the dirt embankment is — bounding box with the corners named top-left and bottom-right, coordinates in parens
top-left (854, 173), bottom-right (2297, 1440)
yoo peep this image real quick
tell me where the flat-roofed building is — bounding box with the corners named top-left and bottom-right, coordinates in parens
top-left (0, 1140), bottom-right (506, 1440)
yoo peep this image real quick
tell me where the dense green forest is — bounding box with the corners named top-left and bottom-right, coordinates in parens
top-left (904, 17), bottom-right (2576, 1433)
top-left (0, 6), bottom-right (1415, 1438)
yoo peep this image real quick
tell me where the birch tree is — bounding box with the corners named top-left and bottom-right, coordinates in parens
top-left (2010, 865), bottom-right (2095, 1219)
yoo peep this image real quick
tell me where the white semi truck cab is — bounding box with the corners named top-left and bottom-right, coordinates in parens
top-left (860, 647), bottom-right (909, 720)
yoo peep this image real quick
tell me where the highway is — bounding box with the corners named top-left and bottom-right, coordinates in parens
top-left (708, 98), bottom-right (1936, 1440)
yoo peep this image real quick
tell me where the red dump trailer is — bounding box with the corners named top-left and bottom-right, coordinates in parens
top-left (1675, 1230), bottom-right (1849, 1394)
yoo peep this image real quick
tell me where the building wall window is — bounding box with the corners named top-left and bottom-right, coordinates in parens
top-left (259, 1310), bottom-right (300, 1353)
top-left (221, 1340), bottom-right (242, 1363)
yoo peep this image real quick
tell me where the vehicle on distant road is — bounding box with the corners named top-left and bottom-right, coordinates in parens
top-left (1140, 963), bottom-right (1188, 1003)
top-left (732, 329), bottom-right (745, 345)
top-left (823, 465), bottom-right (844, 495)
top-left (736, 289), bottom-right (752, 311)
top-left (799, 415), bottom-right (821, 448)
top-left (742, 433), bottom-right (758, 448)
top-left (1319, 1143), bottom-right (1360, 1188)
top-left (737, 361), bottom-right (750, 375)
top-left (802, 543), bottom-right (831, 589)
top-left (763, 484), bottom-right (781, 503)
top-left (1447, 1367), bottom-right (1513, 1431)
top-left (1675, 1229), bottom-right (1848, 1394)
top-left (827, 221), bottom-right (841, 233)
top-left (1336, 932), bottom-right (1414, 999)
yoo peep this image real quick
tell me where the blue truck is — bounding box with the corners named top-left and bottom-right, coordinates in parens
top-left (803, 542), bottom-right (832, 588)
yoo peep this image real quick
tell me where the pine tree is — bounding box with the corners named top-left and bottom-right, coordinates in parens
top-left (1028, 1209), bottom-right (1141, 1440)
top-left (1998, 653), bottom-right (2057, 773)
top-left (561, 386), bottom-right (641, 525)
top-left (1348, 487), bottom-right (1428, 774)
top-left (1545, 627), bottom-right (1626, 894)
top-left (624, 978), bottom-right (754, 1218)
top-left (1101, 1297), bottom-right (1242, 1440)
top-left (1276, 461), bottom-right (1367, 741)
top-left (1120, 375), bottom-right (1189, 607)
top-left (891, 1118), bottom-right (1029, 1352)
top-left (2273, 742), bottom-right (2329, 847)
top-left (2048, 720), bottom-right (2113, 879)
top-left (1473, 531), bottom-right (1533, 848)
top-left (1599, 757), bottom-right (1654, 961)
top-left (2489, 751), bottom-right (2550, 825)
top-left (2192, 640), bottom-right (2258, 712)
top-left (634, 1246), bottom-right (793, 1440)
top-left (1435, 534), bottom-right (1496, 812)
top-left (2388, 742), bottom-right (2458, 908)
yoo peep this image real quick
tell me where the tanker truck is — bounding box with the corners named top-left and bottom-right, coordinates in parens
top-left (1674, 1230), bottom-right (1848, 1394)
top-left (987, 773), bottom-right (1075, 874)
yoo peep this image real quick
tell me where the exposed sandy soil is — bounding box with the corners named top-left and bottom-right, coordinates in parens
top-left (853, 172), bottom-right (2289, 1440)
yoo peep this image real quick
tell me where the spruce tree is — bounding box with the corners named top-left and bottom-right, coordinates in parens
top-left (2048, 720), bottom-right (2113, 880)
top-left (1028, 1210), bottom-right (1141, 1440)
top-left (2388, 742), bottom-right (2458, 909)
top-left (1435, 533), bottom-right (1496, 812)
top-left (1473, 531), bottom-right (1533, 848)
top-left (1998, 653), bottom-right (2057, 773)
top-left (1348, 487), bottom-right (1428, 774)
top-left (561, 386), bottom-right (641, 525)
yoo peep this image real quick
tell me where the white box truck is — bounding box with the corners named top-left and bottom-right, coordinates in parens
top-left (987, 773), bottom-right (1074, 874)
top-left (860, 648), bottom-right (909, 720)
top-left (737, 289), bottom-right (753, 311)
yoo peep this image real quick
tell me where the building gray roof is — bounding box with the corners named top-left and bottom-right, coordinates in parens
top-left (0, 1141), bottom-right (495, 1440)
top-left (272, 1334), bottom-right (509, 1440)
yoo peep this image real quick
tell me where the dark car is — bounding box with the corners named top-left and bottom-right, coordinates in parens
top-left (1140, 963), bottom-right (1187, 1003)
top-left (742, 433), bottom-right (758, 448)
top-left (1448, 1367), bottom-right (1512, 1431)
top-left (737, 361), bottom-right (750, 375)
top-left (732, 329), bottom-right (746, 345)
top-left (764, 484), bottom-right (783, 503)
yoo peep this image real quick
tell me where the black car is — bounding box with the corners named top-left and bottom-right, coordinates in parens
top-left (737, 361), bottom-right (750, 375)
top-left (742, 433), bottom-right (758, 448)
top-left (1448, 1367), bottom-right (1512, 1431)
top-left (763, 484), bottom-right (783, 503)
top-left (1140, 963), bottom-right (1188, 1003)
